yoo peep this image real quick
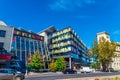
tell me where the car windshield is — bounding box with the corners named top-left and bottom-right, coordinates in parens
top-left (0, 69), bottom-right (13, 74)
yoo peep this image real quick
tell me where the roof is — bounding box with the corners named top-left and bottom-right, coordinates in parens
top-left (0, 21), bottom-right (7, 26)
top-left (97, 32), bottom-right (109, 35)
top-left (38, 26), bottom-right (57, 34)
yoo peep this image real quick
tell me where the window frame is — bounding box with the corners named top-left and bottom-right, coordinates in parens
top-left (0, 30), bottom-right (6, 37)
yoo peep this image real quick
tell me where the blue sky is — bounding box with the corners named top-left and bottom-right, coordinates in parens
top-left (0, 0), bottom-right (120, 48)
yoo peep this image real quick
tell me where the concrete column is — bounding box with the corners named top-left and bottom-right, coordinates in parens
top-left (25, 38), bottom-right (27, 65)
top-left (29, 39), bottom-right (31, 57)
top-left (14, 36), bottom-right (17, 56)
top-left (69, 57), bottom-right (71, 69)
top-left (20, 37), bottom-right (22, 61)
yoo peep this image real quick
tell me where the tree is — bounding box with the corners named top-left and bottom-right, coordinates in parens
top-left (90, 62), bottom-right (100, 69)
top-left (92, 37), bottom-right (116, 71)
top-left (56, 57), bottom-right (66, 71)
top-left (49, 60), bottom-right (57, 72)
top-left (49, 57), bottom-right (66, 71)
top-left (28, 51), bottom-right (44, 71)
top-left (88, 48), bottom-right (93, 58)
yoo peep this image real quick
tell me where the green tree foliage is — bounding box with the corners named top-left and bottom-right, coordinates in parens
top-left (92, 37), bottom-right (116, 71)
top-left (56, 57), bottom-right (66, 71)
top-left (49, 57), bottom-right (66, 71)
top-left (90, 62), bottom-right (100, 69)
top-left (88, 48), bottom-right (93, 58)
top-left (49, 60), bottom-right (57, 71)
top-left (28, 51), bottom-right (44, 71)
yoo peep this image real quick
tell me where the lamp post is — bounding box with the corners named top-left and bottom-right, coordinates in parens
top-left (108, 60), bottom-right (113, 73)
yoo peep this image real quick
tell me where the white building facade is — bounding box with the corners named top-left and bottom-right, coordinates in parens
top-left (97, 32), bottom-right (120, 71)
top-left (111, 44), bottom-right (120, 70)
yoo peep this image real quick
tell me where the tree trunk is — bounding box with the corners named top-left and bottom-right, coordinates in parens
top-left (102, 62), bottom-right (106, 71)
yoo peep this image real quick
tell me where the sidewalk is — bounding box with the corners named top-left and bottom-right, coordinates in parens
top-left (56, 75), bottom-right (120, 80)
top-left (26, 71), bottom-right (63, 77)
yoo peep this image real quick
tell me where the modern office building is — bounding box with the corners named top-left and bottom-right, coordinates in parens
top-left (49, 27), bottom-right (89, 69)
top-left (97, 32), bottom-right (120, 71)
top-left (38, 27), bottom-right (89, 69)
top-left (0, 21), bottom-right (45, 69)
top-left (11, 27), bottom-right (44, 68)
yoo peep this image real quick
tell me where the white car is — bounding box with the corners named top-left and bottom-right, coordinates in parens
top-left (80, 67), bottom-right (95, 73)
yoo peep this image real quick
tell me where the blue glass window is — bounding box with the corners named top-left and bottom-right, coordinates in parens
top-left (0, 30), bottom-right (6, 37)
top-left (34, 40), bottom-right (38, 51)
top-left (17, 50), bottom-right (20, 60)
top-left (16, 37), bottom-right (20, 50)
top-left (21, 38), bottom-right (25, 51)
top-left (0, 42), bottom-right (4, 48)
top-left (26, 39), bottom-right (29, 51)
top-left (30, 40), bottom-right (34, 54)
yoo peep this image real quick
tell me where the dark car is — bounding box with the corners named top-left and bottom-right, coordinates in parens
top-left (106, 68), bottom-right (114, 72)
top-left (62, 69), bottom-right (77, 74)
top-left (0, 69), bottom-right (25, 80)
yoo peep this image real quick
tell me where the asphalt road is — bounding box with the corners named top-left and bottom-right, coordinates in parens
top-left (24, 72), bottom-right (120, 80)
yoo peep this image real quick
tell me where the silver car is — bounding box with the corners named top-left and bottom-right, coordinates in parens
top-left (0, 69), bottom-right (25, 80)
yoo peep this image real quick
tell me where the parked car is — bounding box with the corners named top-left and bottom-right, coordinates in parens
top-left (62, 69), bottom-right (77, 74)
top-left (0, 69), bottom-right (25, 80)
top-left (80, 67), bottom-right (95, 73)
top-left (14, 70), bottom-right (25, 80)
top-left (0, 69), bottom-right (14, 80)
top-left (106, 68), bottom-right (114, 72)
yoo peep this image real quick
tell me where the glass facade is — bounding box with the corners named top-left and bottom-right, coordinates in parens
top-left (11, 28), bottom-right (45, 69)
top-left (49, 27), bottom-right (89, 69)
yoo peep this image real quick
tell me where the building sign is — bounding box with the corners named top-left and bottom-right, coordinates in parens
top-left (0, 54), bottom-right (11, 60)
top-left (14, 29), bottom-right (44, 41)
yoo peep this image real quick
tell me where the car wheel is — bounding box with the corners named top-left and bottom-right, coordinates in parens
top-left (75, 72), bottom-right (77, 74)
top-left (15, 77), bottom-right (21, 80)
top-left (66, 72), bottom-right (69, 74)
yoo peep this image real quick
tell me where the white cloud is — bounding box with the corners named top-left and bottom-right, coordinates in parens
top-left (49, 0), bottom-right (72, 10)
top-left (49, 0), bottom-right (96, 11)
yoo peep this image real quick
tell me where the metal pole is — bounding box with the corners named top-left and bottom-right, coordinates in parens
top-left (25, 38), bottom-right (28, 75)
top-left (69, 57), bottom-right (71, 69)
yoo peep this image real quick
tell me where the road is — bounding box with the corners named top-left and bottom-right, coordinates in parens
top-left (24, 72), bottom-right (120, 80)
